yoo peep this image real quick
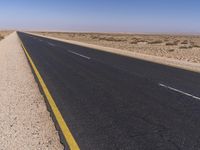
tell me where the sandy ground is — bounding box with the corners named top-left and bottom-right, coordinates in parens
top-left (0, 31), bottom-right (13, 40)
top-left (0, 32), bottom-right (63, 150)
top-left (31, 32), bottom-right (200, 73)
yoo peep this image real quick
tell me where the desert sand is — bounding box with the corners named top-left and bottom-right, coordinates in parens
top-left (0, 32), bottom-right (63, 150)
top-left (0, 31), bottom-right (13, 40)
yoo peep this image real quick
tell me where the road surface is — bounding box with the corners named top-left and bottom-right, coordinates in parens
top-left (18, 32), bottom-right (200, 150)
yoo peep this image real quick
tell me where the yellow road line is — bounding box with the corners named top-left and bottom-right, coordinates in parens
top-left (20, 41), bottom-right (80, 150)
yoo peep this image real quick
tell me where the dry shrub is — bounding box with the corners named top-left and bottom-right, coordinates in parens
top-left (130, 41), bottom-right (138, 44)
top-left (166, 40), bottom-right (179, 46)
top-left (181, 40), bottom-right (188, 44)
top-left (131, 37), bottom-right (147, 43)
top-left (99, 36), bottom-right (126, 42)
top-left (148, 40), bottom-right (163, 44)
top-left (91, 35), bottom-right (99, 39)
top-left (174, 40), bottom-right (180, 44)
top-left (168, 49), bottom-right (175, 52)
top-left (0, 35), bottom-right (4, 40)
top-left (179, 46), bottom-right (189, 49)
top-left (193, 45), bottom-right (200, 48)
top-left (130, 38), bottom-right (140, 44)
top-left (166, 42), bottom-right (176, 46)
top-left (190, 42), bottom-right (200, 48)
top-left (70, 33), bottom-right (76, 37)
top-left (79, 33), bottom-right (86, 37)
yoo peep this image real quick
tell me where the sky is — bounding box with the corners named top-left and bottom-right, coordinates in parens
top-left (0, 0), bottom-right (200, 33)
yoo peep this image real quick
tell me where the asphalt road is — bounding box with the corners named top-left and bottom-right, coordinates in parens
top-left (18, 32), bottom-right (200, 150)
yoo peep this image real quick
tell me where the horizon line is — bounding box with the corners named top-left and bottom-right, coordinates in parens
top-left (1, 28), bottom-right (200, 36)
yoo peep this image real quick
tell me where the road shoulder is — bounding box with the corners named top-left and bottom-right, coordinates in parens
top-left (0, 32), bottom-right (63, 149)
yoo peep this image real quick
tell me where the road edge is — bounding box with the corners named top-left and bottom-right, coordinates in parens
top-left (17, 32), bottom-right (80, 150)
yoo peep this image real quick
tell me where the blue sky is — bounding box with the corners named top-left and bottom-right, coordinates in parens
top-left (0, 0), bottom-right (200, 33)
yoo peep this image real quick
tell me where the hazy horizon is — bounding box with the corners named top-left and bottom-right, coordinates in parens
top-left (0, 0), bottom-right (200, 34)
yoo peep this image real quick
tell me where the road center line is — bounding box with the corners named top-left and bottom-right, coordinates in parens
top-left (158, 83), bottom-right (200, 100)
top-left (68, 50), bottom-right (91, 59)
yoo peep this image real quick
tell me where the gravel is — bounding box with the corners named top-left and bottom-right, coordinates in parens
top-left (0, 32), bottom-right (63, 150)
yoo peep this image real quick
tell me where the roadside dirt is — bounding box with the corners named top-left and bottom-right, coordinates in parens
top-left (0, 32), bottom-right (63, 150)
top-left (0, 31), bottom-right (12, 40)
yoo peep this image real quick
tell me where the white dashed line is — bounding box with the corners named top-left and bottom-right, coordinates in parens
top-left (68, 50), bottom-right (91, 59)
top-left (159, 83), bottom-right (200, 100)
top-left (47, 42), bottom-right (55, 47)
